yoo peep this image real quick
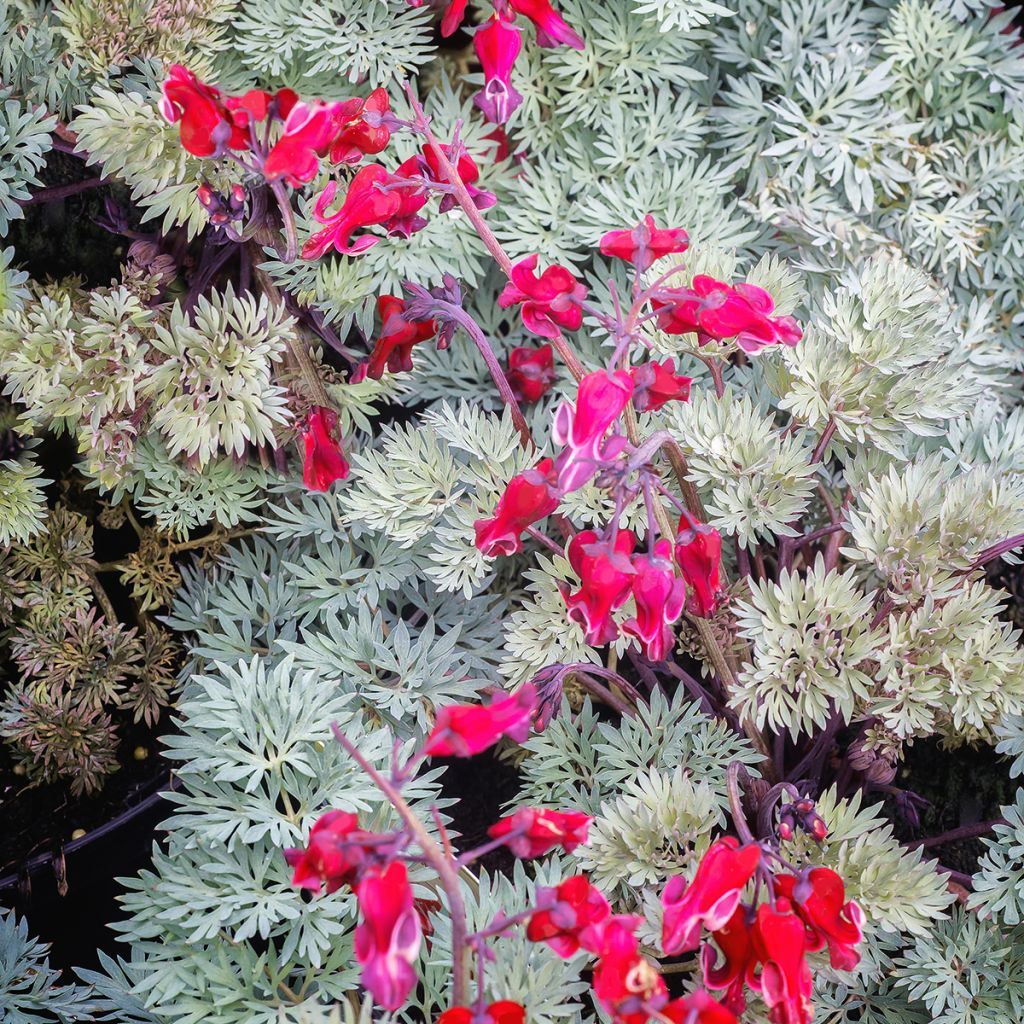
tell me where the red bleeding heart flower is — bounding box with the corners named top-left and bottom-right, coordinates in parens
top-left (527, 874), bottom-right (610, 957)
top-left (225, 87), bottom-right (298, 126)
top-left (283, 810), bottom-right (369, 893)
top-left (656, 276), bottom-right (802, 354)
top-left (508, 0), bottom-right (585, 49)
top-left (507, 345), bottom-right (556, 403)
top-left (499, 255), bottom-right (588, 339)
top-left (561, 529), bottom-right (636, 647)
top-left (355, 295), bottom-right (437, 380)
top-left (748, 902), bottom-right (813, 1024)
top-left (474, 457), bottom-right (562, 557)
top-left (438, 1002), bottom-right (525, 1024)
top-left (629, 359), bottom-right (692, 413)
top-left (553, 368), bottom-right (634, 464)
top-left (774, 869), bottom-right (864, 972)
top-left (487, 808), bottom-right (592, 858)
top-left (622, 539), bottom-right (686, 662)
top-left (662, 992), bottom-right (738, 1024)
top-left (600, 216), bottom-right (689, 272)
top-left (301, 406), bottom-right (350, 491)
top-left (590, 915), bottom-right (667, 1024)
top-left (265, 99), bottom-right (356, 186)
top-left (422, 683), bottom-right (537, 757)
top-left (437, 0), bottom-right (469, 35)
top-left (701, 905), bottom-right (759, 1016)
top-left (474, 14), bottom-right (524, 125)
top-left (354, 861), bottom-right (422, 1011)
top-left (159, 65), bottom-right (248, 157)
top-left (403, 144), bottom-right (496, 215)
top-left (674, 510), bottom-right (723, 618)
top-left (661, 838), bottom-right (762, 955)
top-left (330, 88), bottom-right (393, 164)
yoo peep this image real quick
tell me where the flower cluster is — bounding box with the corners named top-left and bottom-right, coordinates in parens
top-left (662, 837), bottom-right (865, 1023)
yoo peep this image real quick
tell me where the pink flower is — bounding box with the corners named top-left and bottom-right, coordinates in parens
top-left (628, 359), bottom-right (692, 413)
top-left (301, 164), bottom-right (425, 260)
top-left (487, 808), bottom-right (592, 858)
top-left (438, 1003), bottom-right (525, 1024)
top-left (507, 345), bottom-right (556, 403)
top-left (283, 810), bottom-right (368, 893)
top-left (702, 906), bottom-right (758, 1017)
top-left (749, 902), bottom-right (813, 1024)
top-left (355, 295), bottom-right (437, 380)
top-left (590, 915), bottom-right (667, 1024)
top-left (600, 216), bottom-right (689, 272)
top-left (474, 14), bottom-right (524, 125)
top-left (474, 458), bottom-right (561, 557)
top-left (422, 683), bottom-right (537, 757)
top-left (441, 0), bottom-right (469, 36)
top-left (774, 869), bottom-right (864, 972)
top-left (508, 0), bottom-right (585, 49)
top-left (622, 539), bottom-right (686, 662)
top-left (498, 255), bottom-right (588, 339)
top-left (265, 99), bottom-right (356, 186)
top-left (402, 144), bottom-right (497, 214)
top-left (330, 88), bottom-right (393, 164)
top-left (302, 407), bottom-right (350, 491)
top-left (354, 862), bottom-right (422, 1011)
top-left (159, 65), bottom-right (248, 158)
top-left (225, 87), bottom-right (298, 126)
top-left (561, 529), bottom-right (636, 647)
top-left (662, 992), bottom-right (738, 1024)
top-left (656, 276), bottom-right (802, 354)
top-left (674, 510), bottom-right (723, 618)
top-left (661, 838), bottom-right (761, 955)
top-left (527, 875), bottom-right (610, 957)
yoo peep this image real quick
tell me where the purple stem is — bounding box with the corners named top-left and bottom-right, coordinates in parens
top-left (906, 820), bottom-right (1005, 850)
top-left (971, 532), bottom-right (1024, 570)
top-left (19, 176), bottom-right (106, 205)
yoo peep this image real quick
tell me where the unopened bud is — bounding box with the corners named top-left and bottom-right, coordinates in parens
top-left (196, 184), bottom-right (215, 209)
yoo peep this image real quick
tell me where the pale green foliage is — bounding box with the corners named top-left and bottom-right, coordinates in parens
top-left (0, 910), bottom-right (97, 1024)
top-left (0, 90), bottom-right (55, 236)
top-left (732, 559), bottom-right (884, 738)
top-left (630, 0), bottom-right (733, 33)
top-left (995, 715), bottom-right (1024, 779)
top-left (970, 789), bottom-right (1024, 926)
top-left (143, 286), bottom-right (293, 466)
top-left (0, 456), bottom-right (49, 546)
top-left (665, 385), bottom-right (817, 547)
top-left (873, 581), bottom-right (1024, 742)
top-left (0, 247), bottom-right (29, 313)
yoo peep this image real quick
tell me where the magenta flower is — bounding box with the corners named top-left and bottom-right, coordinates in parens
top-left (474, 457), bottom-right (562, 557)
top-left (629, 358), bottom-right (692, 413)
top-left (527, 875), bottom-right (611, 958)
top-left (561, 529), bottom-right (636, 647)
top-left (622, 539), bottom-right (686, 662)
top-left (675, 510), bottom-right (723, 618)
top-left (265, 99), bottom-right (355, 186)
top-left (354, 862), bottom-right (422, 1011)
top-left (474, 14), bottom-right (524, 125)
top-left (355, 295), bottom-right (437, 381)
top-left (301, 407), bottom-right (350, 491)
top-left (422, 684), bottom-right (537, 757)
top-left (487, 808), bottom-right (592, 858)
top-left (599, 216), bottom-right (689, 271)
top-left (498, 254), bottom-right (588, 339)
top-left (749, 903), bottom-right (813, 1024)
top-left (225, 87), bottom-right (298, 127)
top-left (507, 345), bottom-right (556, 404)
top-left (774, 869), bottom-right (865, 973)
top-left (329, 88), bottom-right (393, 164)
top-left (283, 810), bottom-right (365, 893)
top-left (552, 369), bottom-right (634, 478)
top-left (441, 0), bottom-right (469, 35)
top-left (661, 838), bottom-right (762, 955)
top-left (508, 0), bottom-right (584, 49)
top-left (159, 65), bottom-right (248, 158)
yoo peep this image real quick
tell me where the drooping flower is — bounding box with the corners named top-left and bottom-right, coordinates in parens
top-left (284, 810), bottom-right (369, 893)
top-left (422, 683), bottom-right (537, 757)
top-left (508, 0), bottom-right (585, 49)
top-left (498, 254), bottom-right (588, 339)
top-left (600, 216), bottom-right (689, 272)
top-left (621, 539), bottom-right (686, 662)
top-left (438, 1002), bottom-right (526, 1024)
top-left (159, 65), bottom-right (248, 157)
top-left (506, 345), bottom-right (556, 403)
top-left (474, 458), bottom-right (561, 557)
top-left (474, 14), bottom-right (524, 125)
top-left (527, 874), bottom-right (610, 957)
top-left (774, 869), bottom-right (864, 972)
top-left (701, 905), bottom-right (758, 1016)
top-left (661, 838), bottom-right (762, 955)
top-left (301, 406), bottom-right (350, 491)
top-left (330, 88), bottom-right (393, 164)
top-left (661, 992), bottom-right (738, 1024)
top-left (225, 87), bottom-right (298, 126)
top-left (748, 902), bottom-right (813, 1024)
top-left (487, 807), bottom-right (592, 858)
top-left (590, 916), bottom-right (667, 1024)
top-left (354, 295), bottom-right (437, 380)
top-left (655, 276), bottom-right (802, 354)
top-left (264, 99), bottom-right (356, 186)
top-left (404, 144), bottom-right (497, 214)
top-left (561, 529), bottom-right (636, 647)
top-left (674, 510), bottom-right (723, 618)
top-left (354, 862), bottom-right (422, 1011)
top-left (440, 0), bottom-right (470, 35)
top-left (629, 359), bottom-right (692, 413)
